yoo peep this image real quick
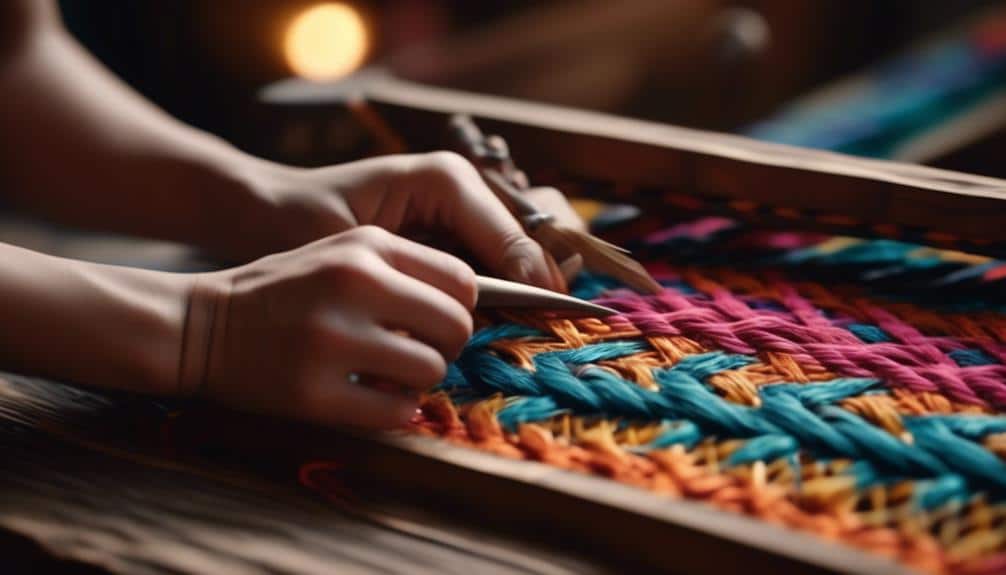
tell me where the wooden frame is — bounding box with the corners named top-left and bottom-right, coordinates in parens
top-left (254, 73), bottom-right (1006, 573)
top-left (263, 72), bottom-right (1006, 255)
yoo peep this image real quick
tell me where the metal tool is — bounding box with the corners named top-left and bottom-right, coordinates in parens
top-left (475, 275), bottom-right (618, 318)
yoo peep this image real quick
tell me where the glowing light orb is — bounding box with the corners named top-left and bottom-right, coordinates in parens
top-left (285, 3), bottom-right (369, 81)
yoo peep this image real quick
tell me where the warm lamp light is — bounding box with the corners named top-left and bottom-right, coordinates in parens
top-left (285, 3), bottom-right (369, 81)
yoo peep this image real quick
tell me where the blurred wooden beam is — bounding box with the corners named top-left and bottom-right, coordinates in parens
top-left (386, 0), bottom-right (720, 112)
top-left (264, 73), bottom-right (1006, 253)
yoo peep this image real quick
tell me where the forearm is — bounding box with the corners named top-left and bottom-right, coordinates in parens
top-left (0, 8), bottom-right (281, 257)
top-left (0, 242), bottom-right (190, 395)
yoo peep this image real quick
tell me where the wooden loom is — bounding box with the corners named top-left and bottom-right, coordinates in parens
top-left (261, 72), bottom-right (1006, 256)
top-left (4, 73), bottom-right (1006, 575)
top-left (255, 75), bottom-right (1006, 572)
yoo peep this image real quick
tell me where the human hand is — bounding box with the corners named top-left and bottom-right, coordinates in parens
top-left (234, 152), bottom-right (583, 291)
top-left (182, 226), bottom-right (476, 428)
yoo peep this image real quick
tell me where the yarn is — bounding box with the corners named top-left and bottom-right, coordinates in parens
top-left (304, 219), bottom-right (1006, 574)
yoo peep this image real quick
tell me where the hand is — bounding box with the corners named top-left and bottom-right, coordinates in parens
top-left (183, 226), bottom-right (476, 428)
top-left (235, 152), bottom-right (581, 291)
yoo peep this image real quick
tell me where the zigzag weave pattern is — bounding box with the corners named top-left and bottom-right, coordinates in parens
top-left (308, 218), bottom-right (1006, 574)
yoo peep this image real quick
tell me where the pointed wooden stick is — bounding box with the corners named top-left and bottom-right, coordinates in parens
top-left (533, 224), bottom-right (662, 294)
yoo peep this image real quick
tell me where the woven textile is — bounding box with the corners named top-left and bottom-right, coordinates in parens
top-left (316, 217), bottom-right (1006, 573)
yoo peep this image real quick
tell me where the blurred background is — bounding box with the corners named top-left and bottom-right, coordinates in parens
top-left (59, 0), bottom-right (1006, 176)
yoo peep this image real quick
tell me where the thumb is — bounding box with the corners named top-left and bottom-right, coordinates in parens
top-left (406, 152), bottom-right (565, 291)
top-left (501, 235), bottom-right (568, 294)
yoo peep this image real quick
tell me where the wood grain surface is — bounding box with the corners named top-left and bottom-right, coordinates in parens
top-left (0, 373), bottom-right (596, 575)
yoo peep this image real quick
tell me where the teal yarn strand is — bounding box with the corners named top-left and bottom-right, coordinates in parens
top-left (443, 326), bottom-right (1006, 497)
top-left (497, 396), bottom-right (566, 430)
top-left (726, 434), bottom-right (800, 466)
top-left (907, 417), bottom-right (1006, 493)
top-left (647, 420), bottom-right (703, 450)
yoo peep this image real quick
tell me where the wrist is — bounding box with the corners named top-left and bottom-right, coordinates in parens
top-left (188, 154), bottom-right (290, 261)
top-left (196, 154), bottom-right (334, 262)
top-left (6, 256), bottom-right (201, 398)
top-left (108, 267), bottom-right (200, 397)
top-left (177, 270), bottom-right (233, 398)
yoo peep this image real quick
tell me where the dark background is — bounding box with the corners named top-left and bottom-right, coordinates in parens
top-left (58, 0), bottom-right (1006, 172)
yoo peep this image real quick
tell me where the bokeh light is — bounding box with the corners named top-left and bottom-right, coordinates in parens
top-left (284, 3), bottom-right (369, 81)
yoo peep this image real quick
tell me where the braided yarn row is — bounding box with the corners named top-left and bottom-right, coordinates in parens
top-left (311, 219), bottom-right (1006, 573)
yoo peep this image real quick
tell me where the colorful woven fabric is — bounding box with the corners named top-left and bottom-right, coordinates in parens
top-left (312, 217), bottom-right (1006, 573)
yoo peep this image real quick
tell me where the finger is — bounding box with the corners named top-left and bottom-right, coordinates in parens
top-left (359, 261), bottom-right (473, 361)
top-left (377, 232), bottom-right (478, 310)
top-left (559, 253), bottom-right (584, 284)
top-left (340, 327), bottom-right (448, 391)
top-left (524, 187), bottom-right (587, 232)
top-left (409, 152), bottom-right (560, 291)
top-left (544, 249), bottom-right (568, 294)
top-left (301, 374), bottom-right (419, 429)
